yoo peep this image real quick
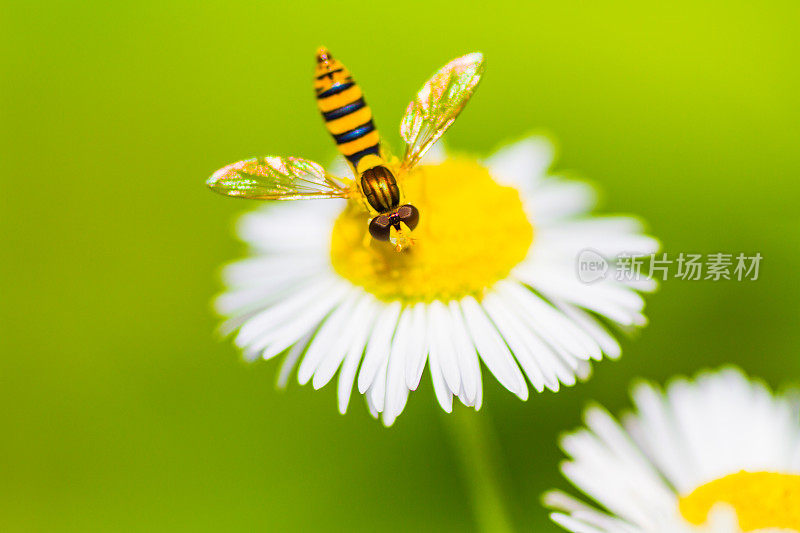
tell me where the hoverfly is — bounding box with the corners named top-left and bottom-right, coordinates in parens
top-left (207, 48), bottom-right (485, 251)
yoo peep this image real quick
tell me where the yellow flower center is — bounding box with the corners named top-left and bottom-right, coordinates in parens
top-left (679, 471), bottom-right (800, 531)
top-left (330, 158), bottom-right (533, 303)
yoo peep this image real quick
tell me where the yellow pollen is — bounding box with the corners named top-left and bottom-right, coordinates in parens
top-left (330, 158), bottom-right (533, 303)
top-left (679, 471), bottom-right (800, 531)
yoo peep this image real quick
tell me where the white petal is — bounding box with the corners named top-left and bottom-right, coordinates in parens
top-left (234, 276), bottom-right (337, 347)
top-left (382, 388), bottom-right (408, 427)
top-left (447, 301), bottom-right (480, 404)
top-left (383, 307), bottom-right (414, 425)
top-left (550, 512), bottom-right (608, 533)
top-left (429, 300), bottom-right (461, 394)
top-left (357, 301), bottom-right (402, 393)
top-left (312, 293), bottom-right (373, 389)
top-left (527, 178), bottom-right (596, 223)
top-left (368, 355), bottom-right (389, 413)
top-left (498, 280), bottom-right (602, 361)
top-left (276, 333), bottom-right (312, 388)
top-left (365, 394), bottom-right (379, 419)
top-left (533, 217), bottom-right (659, 257)
top-left (460, 296), bottom-right (528, 400)
top-left (298, 291), bottom-right (361, 385)
top-left (221, 255), bottom-right (325, 289)
top-left (420, 139), bottom-right (446, 165)
top-left (237, 201), bottom-right (340, 253)
top-left (556, 303), bottom-right (622, 359)
top-left (254, 282), bottom-right (352, 360)
top-left (214, 276), bottom-right (311, 317)
top-left (428, 339), bottom-right (453, 413)
top-left (484, 136), bottom-right (554, 191)
top-left (516, 266), bottom-right (644, 326)
top-left (480, 292), bottom-right (551, 392)
top-left (337, 299), bottom-right (378, 414)
top-left (327, 155), bottom-right (351, 179)
top-left (405, 302), bottom-right (429, 390)
top-left (243, 282), bottom-right (351, 360)
top-left (474, 364), bottom-right (484, 411)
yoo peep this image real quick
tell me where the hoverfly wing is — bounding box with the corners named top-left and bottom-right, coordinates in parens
top-left (399, 53), bottom-right (485, 171)
top-left (207, 156), bottom-right (352, 200)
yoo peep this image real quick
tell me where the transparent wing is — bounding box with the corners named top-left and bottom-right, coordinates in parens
top-left (206, 156), bottom-right (352, 200)
top-left (400, 52), bottom-right (485, 171)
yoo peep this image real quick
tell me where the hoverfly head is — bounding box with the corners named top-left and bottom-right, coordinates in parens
top-left (394, 204), bottom-right (420, 231)
top-left (368, 205), bottom-right (420, 251)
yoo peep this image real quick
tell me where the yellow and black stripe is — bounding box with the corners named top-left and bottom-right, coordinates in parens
top-left (314, 48), bottom-right (383, 172)
top-left (360, 165), bottom-right (400, 213)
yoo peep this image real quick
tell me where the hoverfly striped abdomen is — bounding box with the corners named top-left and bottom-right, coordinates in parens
top-left (314, 48), bottom-right (382, 171)
top-left (210, 49), bottom-right (484, 251)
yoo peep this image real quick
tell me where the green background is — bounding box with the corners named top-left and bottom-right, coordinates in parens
top-left (3, 1), bottom-right (799, 531)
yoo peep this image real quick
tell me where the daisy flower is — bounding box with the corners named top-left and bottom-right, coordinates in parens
top-left (214, 136), bottom-right (658, 426)
top-left (544, 367), bottom-right (800, 532)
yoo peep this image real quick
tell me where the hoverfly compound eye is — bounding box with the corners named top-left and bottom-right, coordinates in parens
top-left (369, 215), bottom-right (392, 241)
top-left (396, 204), bottom-right (420, 231)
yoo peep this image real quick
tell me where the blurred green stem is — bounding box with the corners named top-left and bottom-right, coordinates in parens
top-left (443, 406), bottom-right (515, 533)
